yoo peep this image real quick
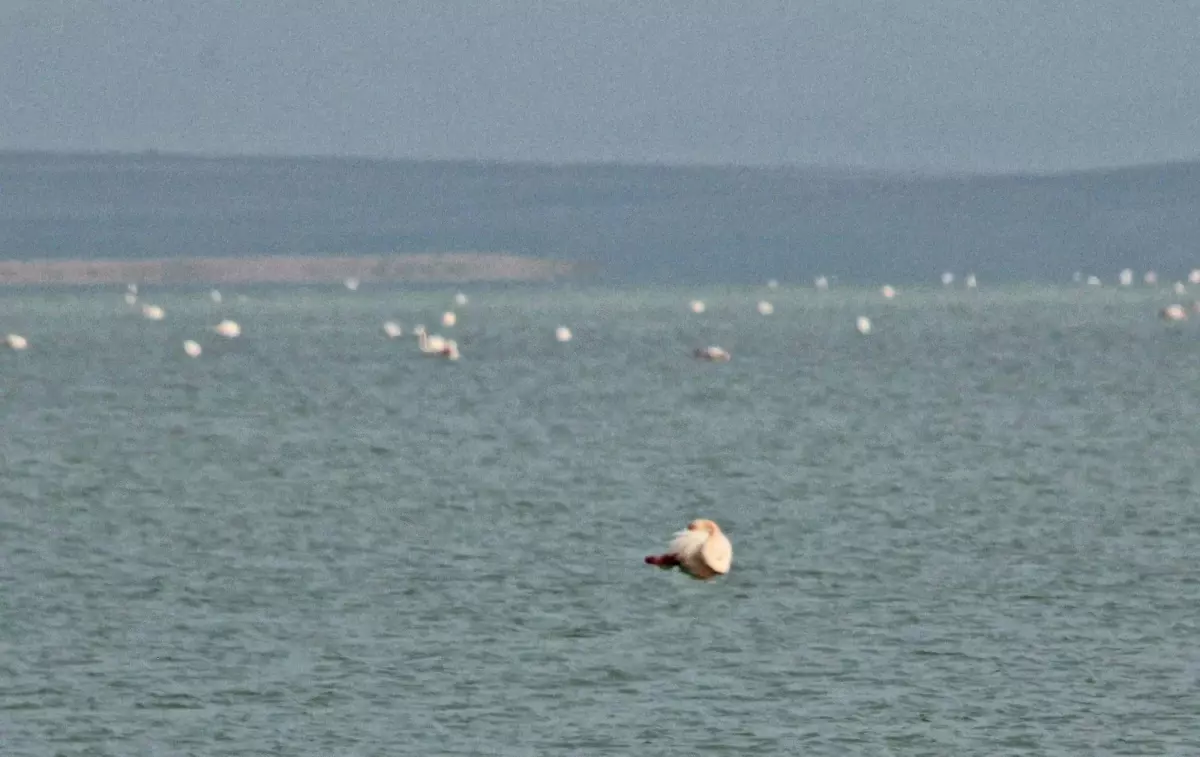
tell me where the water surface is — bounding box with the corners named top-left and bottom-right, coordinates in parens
top-left (3, 284), bottom-right (1198, 755)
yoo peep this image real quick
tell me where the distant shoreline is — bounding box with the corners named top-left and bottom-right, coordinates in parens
top-left (0, 253), bottom-right (578, 286)
top-left (6, 146), bottom-right (1192, 179)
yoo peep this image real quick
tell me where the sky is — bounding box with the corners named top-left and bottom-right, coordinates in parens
top-left (4, 1), bottom-right (1200, 173)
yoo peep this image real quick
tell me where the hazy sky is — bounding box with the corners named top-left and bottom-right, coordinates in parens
top-left (5, 1), bottom-right (1200, 172)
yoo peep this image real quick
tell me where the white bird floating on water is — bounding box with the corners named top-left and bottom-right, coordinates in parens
top-left (881, 285), bottom-right (896, 299)
top-left (693, 345), bottom-right (731, 362)
top-left (454, 292), bottom-right (469, 306)
top-left (1174, 281), bottom-right (1187, 296)
top-left (941, 271), bottom-right (955, 286)
top-left (211, 289), bottom-right (223, 303)
top-left (965, 273), bottom-right (978, 289)
top-left (1144, 271), bottom-right (1158, 285)
top-left (442, 311), bottom-right (457, 328)
top-left (814, 275), bottom-right (829, 290)
top-left (757, 300), bottom-right (774, 315)
top-left (644, 519), bottom-right (732, 580)
top-left (414, 325), bottom-right (449, 355)
top-left (183, 340), bottom-right (202, 357)
top-left (1161, 304), bottom-right (1188, 322)
top-left (123, 293), bottom-right (137, 306)
top-left (141, 304), bottom-right (165, 321)
top-left (6, 333), bottom-right (29, 351)
top-left (1118, 269), bottom-right (1134, 287)
top-left (555, 326), bottom-right (573, 343)
top-left (383, 321), bottom-right (403, 339)
top-left (767, 278), bottom-right (779, 289)
top-left (215, 320), bottom-right (241, 338)
top-left (690, 299), bottom-right (706, 314)
top-left (344, 277), bottom-right (360, 291)
top-left (856, 316), bottom-right (872, 335)
top-left (414, 326), bottom-right (459, 359)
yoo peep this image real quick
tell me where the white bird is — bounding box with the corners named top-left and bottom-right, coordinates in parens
top-left (555, 326), bottom-right (572, 342)
top-left (442, 311), bottom-right (457, 328)
top-left (644, 519), bottom-right (733, 580)
top-left (757, 300), bottom-right (774, 315)
top-left (383, 321), bottom-right (403, 338)
top-left (881, 285), bottom-right (896, 299)
top-left (344, 277), bottom-right (360, 291)
top-left (690, 299), bottom-right (706, 314)
top-left (123, 292), bottom-right (137, 306)
top-left (141, 304), bottom-right (165, 321)
top-left (183, 340), bottom-right (202, 357)
top-left (856, 316), bottom-right (872, 335)
top-left (210, 289), bottom-right (223, 303)
top-left (6, 333), bottom-right (29, 351)
top-left (1161, 304), bottom-right (1188, 322)
top-left (414, 325), bottom-right (448, 354)
top-left (965, 273), bottom-right (978, 289)
top-left (454, 292), bottom-right (469, 306)
top-left (814, 275), bottom-right (829, 290)
top-left (214, 319), bottom-right (241, 338)
top-left (693, 346), bottom-right (731, 362)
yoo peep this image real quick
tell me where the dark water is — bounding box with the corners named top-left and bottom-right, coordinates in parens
top-left (3, 284), bottom-right (1199, 755)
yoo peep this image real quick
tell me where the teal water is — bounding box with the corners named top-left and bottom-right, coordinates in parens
top-left (3, 284), bottom-right (1199, 755)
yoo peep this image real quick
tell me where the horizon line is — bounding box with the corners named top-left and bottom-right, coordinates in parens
top-left (4, 147), bottom-right (1200, 181)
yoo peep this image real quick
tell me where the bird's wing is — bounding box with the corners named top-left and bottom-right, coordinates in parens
top-left (667, 529), bottom-right (708, 559)
top-left (701, 533), bottom-right (732, 574)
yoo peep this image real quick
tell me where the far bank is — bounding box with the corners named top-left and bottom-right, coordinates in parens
top-left (0, 253), bottom-right (579, 286)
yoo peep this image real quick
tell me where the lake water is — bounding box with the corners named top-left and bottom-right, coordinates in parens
top-left (3, 284), bottom-right (1199, 755)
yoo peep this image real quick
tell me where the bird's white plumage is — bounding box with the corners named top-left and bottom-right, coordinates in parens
top-left (700, 532), bottom-right (732, 575)
top-left (655, 519), bottom-right (732, 579)
top-left (668, 528), bottom-right (708, 559)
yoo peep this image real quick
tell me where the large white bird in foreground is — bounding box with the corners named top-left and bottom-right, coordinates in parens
top-left (644, 519), bottom-right (732, 580)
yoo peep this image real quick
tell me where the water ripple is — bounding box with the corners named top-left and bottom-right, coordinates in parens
top-left (2, 286), bottom-right (1199, 755)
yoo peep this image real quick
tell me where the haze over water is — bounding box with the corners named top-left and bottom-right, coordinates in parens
top-left (3, 284), bottom-right (1198, 755)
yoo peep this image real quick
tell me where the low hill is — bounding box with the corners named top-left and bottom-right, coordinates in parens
top-left (3, 151), bottom-right (1199, 284)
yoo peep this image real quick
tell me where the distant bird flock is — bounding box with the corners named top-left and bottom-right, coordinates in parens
top-left (4, 269), bottom-right (1199, 360)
